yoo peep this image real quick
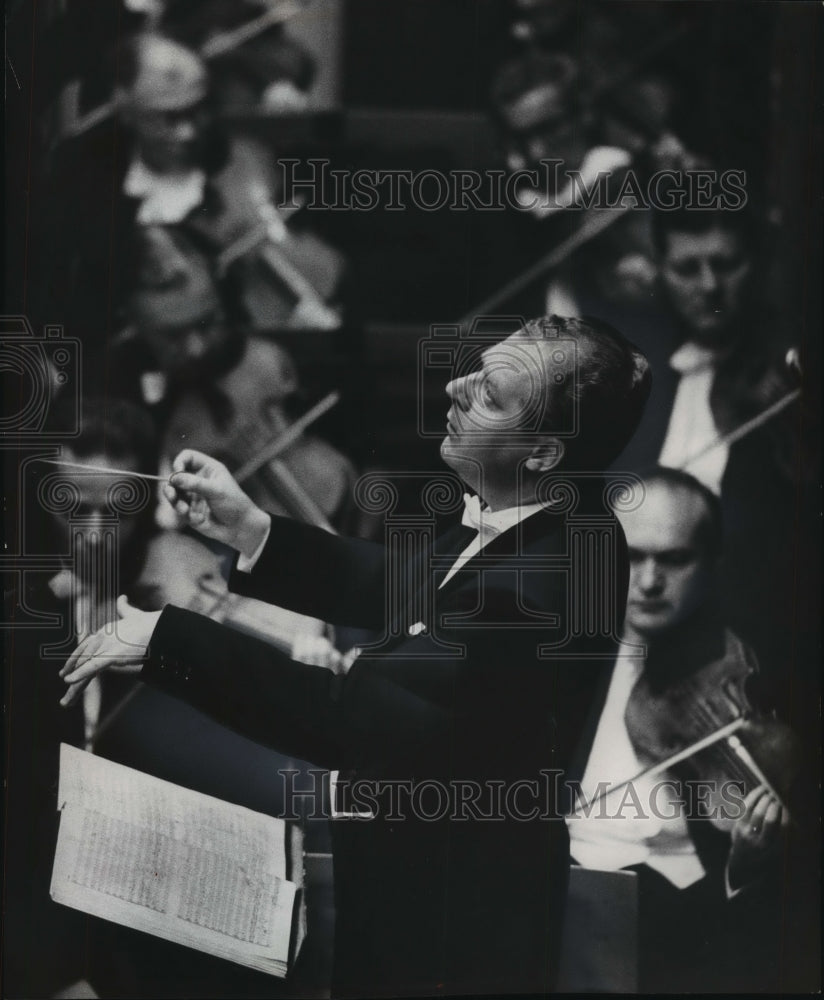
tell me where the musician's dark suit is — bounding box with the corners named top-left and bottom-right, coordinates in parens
top-left (139, 476), bottom-right (628, 998)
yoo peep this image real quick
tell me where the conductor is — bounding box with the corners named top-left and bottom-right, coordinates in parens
top-left (62, 315), bottom-right (650, 997)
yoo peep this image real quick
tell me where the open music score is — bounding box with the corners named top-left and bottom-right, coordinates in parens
top-left (51, 745), bottom-right (306, 977)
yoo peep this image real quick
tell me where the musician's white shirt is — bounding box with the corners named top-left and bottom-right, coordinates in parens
top-left (124, 157), bottom-right (206, 225)
top-left (567, 642), bottom-right (707, 889)
top-left (658, 341), bottom-right (730, 495)
top-left (437, 494), bottom-right (545, 590)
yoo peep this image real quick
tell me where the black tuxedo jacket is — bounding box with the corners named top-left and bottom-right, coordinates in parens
top-left (141, 477), bottom-right (628, 997)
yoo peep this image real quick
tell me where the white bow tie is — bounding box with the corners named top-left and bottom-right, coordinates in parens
top-left (461, 493), bottom-right (501, 539)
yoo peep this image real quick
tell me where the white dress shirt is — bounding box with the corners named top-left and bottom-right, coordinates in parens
top-left (567, 643), bottom-right (707, 889)
top-left (124, 157), bottom-right (206, 225)
top-left (236, 526), bottom-right (271, 573)
top-left (658, 342), bottom-right (729, 495)
top-left (437, 494), bottom-right (545, 589)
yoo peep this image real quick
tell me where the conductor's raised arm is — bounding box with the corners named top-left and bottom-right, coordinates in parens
top-left (167, 449), bottom-right (386, 628)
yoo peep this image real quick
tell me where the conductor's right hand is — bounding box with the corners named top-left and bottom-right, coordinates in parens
top-left (165, 450), bottom-right (270, 558)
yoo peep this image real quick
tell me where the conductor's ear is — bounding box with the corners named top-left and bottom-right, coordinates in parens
top-left (525, 437), bottom-right (564, 473)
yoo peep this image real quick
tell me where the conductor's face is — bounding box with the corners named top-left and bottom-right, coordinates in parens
top-left (441, 331), bottom-right (560, 498)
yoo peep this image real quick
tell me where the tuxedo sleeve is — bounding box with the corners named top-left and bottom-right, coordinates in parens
top-left (227, 515), bottom-right (386, 630)
top-left (141, 605), bottom-right (452, 770)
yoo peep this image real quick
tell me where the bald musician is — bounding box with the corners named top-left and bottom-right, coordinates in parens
top-left (568, 467), bottom-right (790, 992)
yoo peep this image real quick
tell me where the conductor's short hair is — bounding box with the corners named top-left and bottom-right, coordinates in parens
top-left (525, 314), bottom-right (652, 471)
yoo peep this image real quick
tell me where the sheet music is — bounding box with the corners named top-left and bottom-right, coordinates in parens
top-left (51, 745), bottom-right (298, 974)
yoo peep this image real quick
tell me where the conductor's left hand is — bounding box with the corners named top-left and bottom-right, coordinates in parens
top-left (60, 596), bottom-right (161, 708)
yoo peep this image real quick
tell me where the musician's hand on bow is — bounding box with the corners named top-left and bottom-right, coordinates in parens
top-left (60, 597), bottom-right (161, 708)
top-left (165, 449), bottom-right (270, 557)
top-left (727, 785), bottom-right (788, 889)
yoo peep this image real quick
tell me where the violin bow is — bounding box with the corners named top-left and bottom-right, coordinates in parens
top-left (678, 387), bottom-right (802, 472)
top-left (214, 182), bottom-right (341, 328)
top-left (230, 393), bottom-right (341, 535)
top-left (199, 0), bottom-right (308, 60)
top-left (458, 204), bottom-right (632, 327)
top-left (569, 716), bottom-right (788, 817)
top-left (63, 0), bottom-right (309, 140)
top-left (233, 390), bottom-right (340, 483)
top-left (459, 18), bottom-right (702, 326)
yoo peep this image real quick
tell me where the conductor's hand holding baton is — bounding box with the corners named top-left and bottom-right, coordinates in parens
top-left (164, 449), bottom-right (270, 559)
top-left (61, 450), bottom-right (269, 707)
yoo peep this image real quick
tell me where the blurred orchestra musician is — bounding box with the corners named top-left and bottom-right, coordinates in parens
top-left (35, 0), bottom-right (315, 141)
top-left (159, 331), bottom-right (359, 534)
top-left (480, 39), bottom-right (687, 324)
top-left (32, 29), bottom-right (343, 346)
top-left (27, 397), bottom-right (159, 746)
top-left (619, 204), bottom-right (788, 488)
top-left (141, 0), bottom-right (319, 113)
top-left (566, 467), bottom-right (795, 992)
top-left (488, 29), bottom-right (687, 224)
top-left (4, 397), bottom-right (158, 998)
top-left (116, 224), bottom-right (358, 533)
top-left (114, 31), bottom-right (343, 330)
top-left (110, 225), bottom-right (247, 416)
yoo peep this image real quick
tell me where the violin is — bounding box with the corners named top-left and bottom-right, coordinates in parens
top-left (189, 135), bottom-right (344, 331)
top-left (623, 632), bottom-right (800, 830)
top-left (162, 334), bottom-right (356, 533)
